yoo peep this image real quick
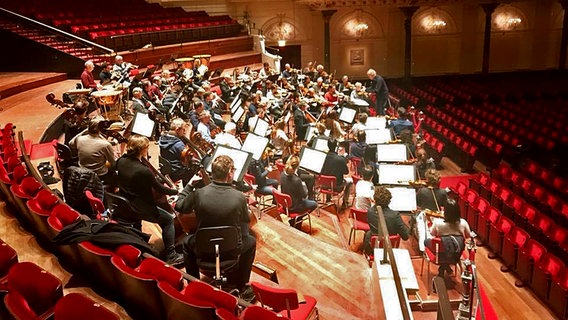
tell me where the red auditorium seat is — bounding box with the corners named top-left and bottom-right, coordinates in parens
top-left (4, 262), bottom-right (63, 319)
top-left (516, 239), bottom-right (547, 285)
top-left (26, 188), bottom-right (59, 239)
top-left (449, 181), bottom-right (467, 200)
top-left (54, 293), bottom-right (119, 320)
top-left (528, 212), bottom-right (553, 246)
top-left (502, 194), bottom-right (524, 221)
top-left (158, 281), bottom-right (223, 320)
top-left (501, 226), bottom-right (530, 272)
top-left (461, 189), bottom-right (478, 225)
top-left (477, 206), bottom-right (499, 243)
top-left (515, 203), bottom-right (538, 231)
top-left (488, 215), bottom-right (514, 257)
top-left (250, 281), bottom-right (319, 320)
top-left (468, 197), bottom-right (489, 233)
top-left (549, 267), bottom-right (568, 320)
top-left (239, 305), bottom-right (282, 320)
top-left (481, 180), bottom-right (500, 204)
top-left (47, 203), bottom-right (82, 266)
top-left (77, 241), bottom-right (114, 290)
top-left (470, 172), bottom-right (490, 194)
top-left (490, 187), bottom-right (511, 213)
top-left (531, 253), bottom-right (565, 301)
top-left (0, 240), bottom-right (18, 290)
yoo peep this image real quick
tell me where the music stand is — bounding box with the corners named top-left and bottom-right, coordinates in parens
top-left (232, 106), bottom-right (245, 123)
top-left (376, 144), bottom-right (408, 162)
top-left (230, 94), bottom-right (242, 113)
top-left (131, 112), bottom-right (156, 138)
top-left (365, 129), bottom-right (392, 145)
top-left (339, 106), bottom-right (357, 124)
top-left (377, 164), bottom-right (415, 186)
top-left (366, 117), bottom-right (386, 129)
top-left (206, 145), bottom-right (253, 182)
top-left (304, 125), bottom-right (318, 142)
top-left (241, 133), bottom-right (270, 161)
top-left (267, 74), bottom-right (279, 83)
top-left (252, 117), bottom-right (270, 137)
top-left (313, 136), bottom-right (330, 152)
top-left (299, 147), bottom-right (328, 174)
top-left (386, 187), bottom-right (417, 212)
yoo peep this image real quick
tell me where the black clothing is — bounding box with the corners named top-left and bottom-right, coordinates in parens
top-left (366, 75), bottom-right (389, 115)
top-left (63, 166), bottom-right (104, 219)
top-left (116, 155), bottom-right (177, 219)
top-left (321, 151), bottom-right (349, 186)
top-left (175, 181), bottom-right (255, 290)
top-left (293, 107), bottom-right (310, 141)
top-left (249, 159), bottom-right (278, 189)
top-left (53, 219), bottom-right (156, 255)
top-left (99, 70), bottom-right (112, 85)
top-left (416, 187), bottom-right (447, 211)
top-left (349, 141), bottom-right (368, 159)
top-left (364, 206), bottom-right (410, 254)
top-left (280, 171), bottom-right (308, 212)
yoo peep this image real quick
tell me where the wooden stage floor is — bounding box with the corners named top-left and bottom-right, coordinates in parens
top-left (0, 73), bottom-right (559, 319)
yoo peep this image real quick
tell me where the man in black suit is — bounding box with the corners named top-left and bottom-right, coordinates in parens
top-left (321, 139), bottom-right (352, 208)
top-left (293, 101), bottom-right (310, 141)
top-left (366, 68), bottom-right (389, 116)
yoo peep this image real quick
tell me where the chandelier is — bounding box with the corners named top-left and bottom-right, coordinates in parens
top-left (494, 12), bottom-right (522, 31)
top-left (421, 15), bottom-right (447, 33)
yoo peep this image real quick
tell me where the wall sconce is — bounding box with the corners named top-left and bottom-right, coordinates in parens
top-left (495, 12), bottom-right (522, 31)
top-left (278, 39), bottom-right (287, 47)
top-left (420, 15), bottom-right (447, 33)
top-left (345, 10), bottom-right (369, 39)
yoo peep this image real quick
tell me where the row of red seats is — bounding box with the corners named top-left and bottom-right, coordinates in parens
top-left (421, 131), bottom-right (445, 166)
top-left (490, 164), bottom-right (568, 221)
top-left (410, 86), bottom-right (438, 104)
top-left (451, 181), bottom-right (568, 320)
top-left (2, 258), bottom-right (120, 319)
top-left (467, 174), bottom-right (568, 259)
top-left (423, 105), bottom-right (503, 168)
top-left (422, 115), bottom-right (484, 171)
top-left (50, 9), bottom-right (196, 27)
top-left (388, 85), bottom-right (420, 106)
top-left (426, 82), bottom-right (473, 102)
top-left (70, 15), bottom-right (230, 36)
top-left (520, 160), bottom-right (568, 199)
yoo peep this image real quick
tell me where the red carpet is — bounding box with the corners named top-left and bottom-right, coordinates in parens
top-left (30, 142), bottom-right (56, 160)
top-left (440, 174), bottom-right (476, 190)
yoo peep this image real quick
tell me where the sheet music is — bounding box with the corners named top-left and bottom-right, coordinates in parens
top-left (377, 144), bottom-right (408, 162)
top-left (207, 145), bottom-right (252, 182)
top-left (378, 164), bottom-right (415, 186)
top-left (229, 92), bottom-right (242, 112)
top-left (299, 147), bottom-right (327, 174)
top-left (313, 137), bottom-right (329, 152)
top-left (387, 187), bottom-right (417, 211)
top-left (351, 98), bottom-right (369, 107)
top-left (232, 106), bottom-right (245, 123)
top-left (241, 133), bottom-right (269, 161)
top-left (365, 129), bottom-right (392, 144)
top-left (304, 125), bottom-right (317, 141)
top-left (253, 118), bottom-right (270, 137)
top-left (366, 117), bottom-right (387, 129)
top-left (131, 112), bottom-right (155, 138)
top-left (339, 107), bottom-right (357, 124)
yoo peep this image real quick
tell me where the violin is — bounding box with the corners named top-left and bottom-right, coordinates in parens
top-left (423, 208), bottom-right (444, 219)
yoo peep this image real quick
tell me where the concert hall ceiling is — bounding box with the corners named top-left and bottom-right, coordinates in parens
top-left (295, 0), bottom-right (529, 9)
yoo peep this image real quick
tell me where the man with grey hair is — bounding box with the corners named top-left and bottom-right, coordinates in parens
top-left (214, 121), bottom-right (241, 149)
top-left (366, 68), bottom-right (389, 116)
top-left (81, 60), bottom-right (102, 90)
top-left (158, 118), bottom-right (192, 183)
top-left (131, 87), bottom-right (147, 114)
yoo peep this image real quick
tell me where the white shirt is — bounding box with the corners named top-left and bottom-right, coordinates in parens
top-left (214, 132), bottom-right (241, 149)
top-left (354, 180), bottom-right (374, 210)
top-left (351, 122), bottom-right (367, 135)
top-left (197, 122), bottom-right (213, 143)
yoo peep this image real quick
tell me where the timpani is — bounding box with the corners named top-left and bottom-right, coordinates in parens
top-left (91, 89), bottom-right (122, 120)
top-left (175, 57), bottom-right (195, 70)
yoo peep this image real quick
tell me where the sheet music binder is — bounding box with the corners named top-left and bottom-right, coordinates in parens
top-left (299, 146), bottom-right (328, 174)
top-left (206, 145), bottom-right (252, 182)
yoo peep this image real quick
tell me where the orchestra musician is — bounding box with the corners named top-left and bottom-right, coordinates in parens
top-left (248, 151), bottom-right (279, 195)
top-left (189, 100), bottom-right (205, 128)
top-left (364, 186), bottom-right (410, 255)
top-left (81, 60), bottom-right (102, 90)
top-left (258, 62), bottom-right (274, 80)
top-left (321, 139), bottom-right (352, 209)
top-left (323, 110), bottom-right (346, 142)
top-left (424, 199), bottom-right (471, 276)
top-left (323, 85), bottom-right (339, 107)
top-left (350, 82), bottom-right (371, 115)
top-left (112, 55), bottom-right (134, 81)
top-left (388, 107), bottom-right (414, 136)
top-left (366, 68), bottom-right (389, 116)
top-left (414, 168), bottom-right (448, 253)
top-left (68, 118), bottom-right (117, 186)
top-left (63, 99), bottom-right (89, 145)
top-left (354, 165), bottom-right (374, 211)
top-left (349, 130), bottom-right (368, 160)
top-left (351, 113), bottom-right (368, 135)
top-left (415, 147), bottom-right (436, 181)
top-left (220, 74), bottom-right (238, 103)
top-left (99, 62), bottom-right (113, 86)
top-left (196, 111), bottom-right (214, 144)
top-left (271, 120), bottom-right (292, 159)
top-left (175, 154), bottom-right (257, 303)
top-left (116, 135), bottom-right (184, 266)
top-left (281, 63), bottom-right (293, 79)
top-left (214, 122), bottom-right (241, 149)
top-left (131, 87), bottom-right (148, 114)
top-left (280, 155), bottom-right (318, 220)
top-left (338, 75), bottom-right (354, 95)
top-left (293, 102), bottom-right (311, 141)
top-left (158, 118), bottom-right (193, 184)
top-left (307, 122), bottom-right (326, 148)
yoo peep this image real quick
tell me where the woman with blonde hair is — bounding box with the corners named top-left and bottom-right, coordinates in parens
top-left (280, 156), bottom-right (317, 214)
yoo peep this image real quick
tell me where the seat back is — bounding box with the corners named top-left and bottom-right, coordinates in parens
top-left (54, 293), bottom-right (119, 320)
top-left (240, 305), bottom-right (282, 320)
top-left (371, 234), bottom-right (402, 249)
top-left (85, 190), bottom-right (105, 219)
top-left (104, 191), bottom-right (141, 224)
top-left (273, 189), bottom-right (293, 213)
top-left (34, 189), bottom-right (59, 211)
top-left (11, 164), bottom-right (28, 184)
top-left (538, 254), bottom-right (565, 278)
top-left (250, 281), bottom-right (299, 318)
top-left (317, 174), bottom-right (337, 190)
top-left (18, 177), bottom-right (43, 198)
top-left (350, 207), bottom-right (368, 224)
top-left (6, 262), bottom-right (63, 317)
top-left (194, 226), bottom-right (240, 274)
top-left (522, 239), bottom-right (547, 262)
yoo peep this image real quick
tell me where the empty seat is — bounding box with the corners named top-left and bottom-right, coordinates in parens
top-left (501, 226), bottom-right (530, 272)
top-left (54, 293), bottom-right (119, 320)
top-left (488, 215), bottom-right (514, 257)
top-left (516, 239), bottom-right (547, 285)
top-left (531, 253), bottom-right (565, 301)
top-left (549, 267), bottom-right (568, 320)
